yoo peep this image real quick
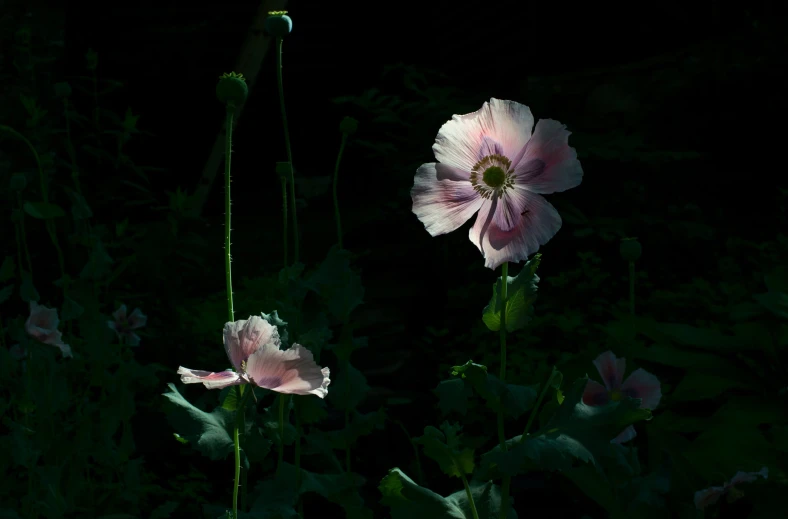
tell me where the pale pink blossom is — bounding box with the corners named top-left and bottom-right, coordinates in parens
top-left (582, 351), bottom-right (661, 443)
top-left (412, 98), bottom-right (582, 269)
top-left (25, 301), bottom-right (72, 358)
top-left (694, 467), bottom-right (768, 510)
top-left (177, 315), bottom-right (330, 398)
top-left (108, 304), bottom-right (147, 346)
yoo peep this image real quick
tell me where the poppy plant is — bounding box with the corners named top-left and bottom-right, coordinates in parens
top-left (177, 315), bottom-right (330, 398)
top-left (25, 301), bottom-right (72, 358)
top-left (108, 304), bottom-right (147, 346)
top-left (412, 98), bottom-right (583, 269)
top-left (582, 350), bottom-right (661, 443)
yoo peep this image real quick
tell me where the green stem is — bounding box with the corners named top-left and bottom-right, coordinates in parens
top-left (392, 419), bottom-right (424, 485)
top-left (233, 385), bottom-right (253, 517)
top-left (276, 393), bottom-right (286, 477)
top-left (295, 398), bottom-right (303, 515)
top-left (332, 133), bottom-right (348, 249)
top-left (223, 107), bottom-right (235, 324)
top-left (498, 262), bottom-right (509, 519)
top-left (628, 261), bottom-right (635, 315)
top-left (344, 408), bottom-right (351, 473)
top-left (460, 467), bottom-right (481, 519)
top-left (276, 36), bottom-right (299, 264)
top-left (522, 367), bottom-right (558, 440)
top-left (281, 176), bottom-right (288, 268)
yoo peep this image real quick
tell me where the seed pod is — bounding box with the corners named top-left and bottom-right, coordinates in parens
top-left (216, 72), bottom-right (248, 107)
top-left (619, 237), bottom-right (642, 262)
top-left (265, 11), bottom-right (293, 37)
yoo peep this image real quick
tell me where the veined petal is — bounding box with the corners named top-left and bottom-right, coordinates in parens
top-left (177, 366), bottom-right (245, 389)
top-left (469, 198), bottom-right (496, 255)
top-left (621, 368), bottom-right (662, 409)
top-left (492, 185), bottom-right (530, 232)
top-left (245, 343), bottom-right (331, 398)
top-left (582, 379), bottom-right (609, 406)
top-left (126, 332), bottom-right (141, 347)
top-left (592, 351), bottom-right (625, 391)
top-left (693, 487), bottom-right (724, 510)
top-left (112, 304), bottom-right (128, 323)
top-left (223, 315), bottom-right (280, 371)
top-left (611, 425), bottom-right (637, 444)
top-left (433, 98), bottom-right (534, 171)
top-left (481, 192), bottom-right (561, 270)
top-left (512, 119), bottom-right (583, 194)
top-left (727, 467), bottom-right (768, 488)
top-left (412, 163), bottom-right (483, 236)
top-left (127, 308), bottom-right (147, 329)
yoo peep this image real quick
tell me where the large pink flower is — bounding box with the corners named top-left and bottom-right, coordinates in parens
top-left (411, 98), bottom-right (583, 269)
top-left (177, 315), bottom-right (330, 398)
top-left (108, 304), bottom-right (147, 346)
top-left (694, 467), bottom-right (768, 510)
top-left (25, 302), bottom-right (72, 358)
top-left (582, 351), bottom-right (661, 443)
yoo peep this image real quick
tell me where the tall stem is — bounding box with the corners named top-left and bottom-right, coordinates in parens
top-left (276, 37), bottom-right (299, 264)
top-left (498, 262), bottom-right (510, 519)
top-left (332, 133), bottom-right (347, 249)
top-left (276, 393), bottom-right (286, 477)
top-left (295, 398), bottom-right (303, 516)
top-left (628, 260), bottom-right (635, 315)
top-left (280, 176), bottom-right (288, 268)
top-left (459, 462), bottom-right (480, 519)
top-left (233, 386), bottom-right (252, 517)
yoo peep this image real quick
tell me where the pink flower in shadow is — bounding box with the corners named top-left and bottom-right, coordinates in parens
top-left (177, 315), bottom-right (330, 398)
top-left (411, 98), bottom-right (583, 269)
top-left (694, 467), bottom-right (768, 510)
top-left (108, 304), bottom-right (147, 346)
top-left (582, 351), bottom-right (661, 443)
top-left (25, 302), bottom-right (72, 358)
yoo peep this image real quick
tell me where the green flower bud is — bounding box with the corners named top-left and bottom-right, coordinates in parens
top-left (54, 81), bottom-right (72, 98)
top-left (9, 173), bottom-right (26, 191)
top-left (339, 116), bottom-right (358, 135)
top-left (275, 161), bottom-right (292, 181)
top-left (619, 237), bottom-right (642, 262)
top-left (265, 11), bottom-right (293, 37)
top-left (216, 72), bottom-right (248, 107)
top-left (85, 48), bottom-right (98, 71)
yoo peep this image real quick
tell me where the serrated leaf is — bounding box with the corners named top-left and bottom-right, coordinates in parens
top-left (23, 201), bottom-right (66, 219)
top-left (482, 255), bottom-right (541, 332)
top-left (434, 379), bottom-right (472, 416)
top-left (415, 422), bottom-right (474, 478)
top-left (306, 245), bottom-right (364, 322)
top-left (327, 362), bottom-right (368, 411)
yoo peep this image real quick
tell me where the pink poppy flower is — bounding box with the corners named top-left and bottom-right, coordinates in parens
top-left (177, 315), bottom-right (330, 398)
top-left (25, 301), bottom-right (72, 358)
top-left (411, 98), bottom-right (583, 269)
top-left (694, 467), bottom-right (768, 510)
top-left (582, 351), bottom-right (661, 443)
top-left (108, 304), bottom-right (147, 346)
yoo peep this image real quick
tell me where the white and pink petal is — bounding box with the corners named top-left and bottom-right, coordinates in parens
top-left (582, 379), bottom-right (610, 406)
top-left (621, 368), bottom-right (662, 409)
top-left (244, 343), bottom-right (330, 398)
top-left (512, 119), bottom-right (583, 194)
top-left (177, 366), bottom-right (245, 389)
top-left (592, 351), bottom-right (626, 391)
top-left (412, 163), bottom-right (483, 236)
top-left (223, 316), bottom-right (280, 371)
top-left (127, 308), bottom-right (147, 329)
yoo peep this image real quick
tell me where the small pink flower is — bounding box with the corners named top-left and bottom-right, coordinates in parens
top-left (25, 301), bottom-right (72, 358)
top-left (108, 304), bottom-right (147, 346)
top-left (411, 98), bottom-right (583, 269)
top-left (694, 467), bottom-right (768, 510)
top-left (582, 351), bottom-right (661, 443)
top-left (177, 315), bottom-right (330, 398)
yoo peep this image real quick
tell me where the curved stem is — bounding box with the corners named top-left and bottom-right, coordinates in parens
top-left (332, 133), bottom-right (347, 249)
top-left (276, 37), bottom-right (299, 264)
top-left (498, 262), bottom-right (510, 519)
top-left (522, 367), bottom-right (558, 441)
top-left (392, 418), bottom-right (424, 485)
top-left (460, 466), bottom-right (481, 519)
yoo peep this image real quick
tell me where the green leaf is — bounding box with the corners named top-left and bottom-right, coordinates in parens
top-left (0, 285), bottom-right (12, 304)
top-left (23, 201), bottom-right (66, 219)
top-left (80, 240), bottom-right (113, 280)
top-left (450, 361), bottom-right (537, 418)
top-left (60, 296), bottom-right (84, 321)
top-left (260, 310), bottom-right (289, 347)
top-left (414, 422), bottom-right (474, 478)
top-left (306, 245), bottom-right (364, 322)
top-left (161, 383), bottom-right (236, 461)
top-left (327, 362), bottom-right (368, 411)
top-left (328, 409), bottom-right (387, 450)
top-left (434, 379), bottom-right (472, 415)
top-left (670, 373), bottom-right (749, 401)
top-left (481, 377), bottom-right (651, 475)
top-left (0, 256), bottom-right (14, 283)
top-left (19, 271), bottom-right (38, 303)
top-left (482, 254), bottom-right (541, 332)
top-left (62, 186), bottom-right (93, 220)
top-left (294, 393), bottom-right (328, 424)
top-left (379, 468), bottom-right (517, 519)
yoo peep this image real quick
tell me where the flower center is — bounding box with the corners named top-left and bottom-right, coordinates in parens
top-left (469, 153), bottom-right (514, 199)
top-left (609, 389), bottom-right (623, 401)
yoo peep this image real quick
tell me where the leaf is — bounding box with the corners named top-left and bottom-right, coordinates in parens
top-left (328, 409), bottom-right (387, 450)
top-left (414, 422), bottom-right (474, 478)
top-left (434, 379), bottom-right (472, 415)
top-left (260, 310), bottom-right (289, 347)
top-left (23, 201), bottom-right (65, 219)
top-left (483, 254), bottom-right (541, 332)
top-left (670, 373), bottom-right (749, 401)
top-left (306, 245), bottom-right (364, 322)
top-left (450, 361), bottom-right (537, 418)
top-left (294, 393), bottom-right (328, 424)
top-left (0, 285), bottom-right (12, 304)
top-left (161, 383), bottom-right (236, 462)
top-left (0, 256), bottom-right (14, 282)
top-left (19, 271), bottom-right (38, 303)
top-left (327, 362), bottom-right (368, 411)
top-left (379, 468), bottom-right (517, 519)
top-left (80, 240), bottom-right (113, 281)
top-left (481, 377), bottom-right (652, 476)
top-left (62, 186), bottom-right (93, 220)
top-left (60, 296), bottom-right (84, 321)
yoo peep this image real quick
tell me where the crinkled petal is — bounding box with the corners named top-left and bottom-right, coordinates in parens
top-left (112, 304), bottom-right (128, 323)
top-left (177, 366), bottom-right (245, 389)
top-left (244, 343), bottom-right (330, 398)
top-left (433, 98), bottom-right (534, 172)
top-left (694, 486), bottom-right (724, 510)
top-left (611, 425), bottom-right (637, 444)
top-left (51, 335), bottom-right (73, 358)
top-left (727, 467), bottom-right (768, 487)
top-left (26, 301), bottom-right (60, 337)
top-left (512, 119), bottom-right (583, 194)
top-left (481, 192), bottom-right (562, 270)
top-left (223, 316), bottom-right (280, 371)
top-left (127, 308), bottom-right (147, 329)
top-left (412, 163), bottom-right (483, 236)
top-left (107, 320), bottom-right (119, 334)
top-left (469, 198), bottom-right (496, 255)
top-left (621, 368), bottom-right (662, 409)
top-left (492, 185), bottom-right (530, 232)
top-left (125, 332), bottom-right (141, 347)
top-left (593, 351), bottom-right (625, 391)
top-left (582, 379), bottom-right (610, 406)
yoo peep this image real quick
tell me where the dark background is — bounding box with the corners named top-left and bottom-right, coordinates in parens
top-left (6, 0), bottom-right (786, 517)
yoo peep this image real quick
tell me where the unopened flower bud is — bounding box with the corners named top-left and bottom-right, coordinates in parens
top-left (265, 11), bottom-right (293, 37)
top-left (339, 116), bottom-right (358, 135)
